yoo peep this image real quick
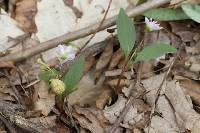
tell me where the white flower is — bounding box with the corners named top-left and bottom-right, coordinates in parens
top-left (57, 44), bottom-right (78, 62)
top-left (145, 17), bottom-right (162, 31)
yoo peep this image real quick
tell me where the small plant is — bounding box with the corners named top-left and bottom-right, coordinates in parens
top-left (117, 8), bottom-right (177, 64)
top-left (38, 2), bottom-right (200, 97)
top-left (38, 44), bottom-right (85, 97)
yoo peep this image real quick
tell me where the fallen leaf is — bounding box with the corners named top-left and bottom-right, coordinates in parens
top-left (15, 0), bottom-right (37, 32)
top-left (73, 0), bottom-right (129, 48)
top-left (96, 86), bottom-right (112, 109)
top-left (34, 81), bottom-right (55, 116)
top-left (35, 0), bottom-right (76, 62)
top-left (68, 73), bottom-right (104, 106)
top-left (0, 61), bottom-right (15, 68)
top-left (0, 9), bottom-right (24, 53)
top-left (96, 39), bottom-right (113, 71)
top-left (175, 75), bottom-right (200, 106)
top-left (103, 94), bottom-right (143, 128)
top-left (106, 79), bottom-right (133, 87)
top-left (73, 106), bottom-right (105, 133)
top-left (0, 78), bottom-right (16, 101)
top-left (108, 48), bottom-right (124, 70)
top-left (185, 55), bottom-right (200, 73)
top-left (84, 56), bottom-right (95, 74)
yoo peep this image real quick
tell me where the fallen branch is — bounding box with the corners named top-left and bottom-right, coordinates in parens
top-left (0, 0), bottom-right (170, 62)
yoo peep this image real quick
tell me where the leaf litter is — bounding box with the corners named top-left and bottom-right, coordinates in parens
top-left (0, 0), bottom-right (200, 132)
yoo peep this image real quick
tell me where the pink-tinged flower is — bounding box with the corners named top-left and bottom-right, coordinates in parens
top-left (145, 17), bottom-right (163, 31)
top-left (57, 44), bottom-right (78, 63)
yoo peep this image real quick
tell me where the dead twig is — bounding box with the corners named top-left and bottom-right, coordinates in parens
top-left (109, 63), bottom-right (143, 133)
top-left (63, 98), bottom-right (79, 133)
top-left (76, 0), bottom-right (113, 55)
top-left (0, 0), bottom-right (171, 62)
top-left (0, 112), bottom-right (17, 133)
top-left (147, 28), bottom-right (185, 133)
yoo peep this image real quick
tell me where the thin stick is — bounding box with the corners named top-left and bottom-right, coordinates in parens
top-left (108, 63), bottom-right (143, 133)
top-left (147, 28), bottom-right (185, 133)
top-left (115, 40), bottom-right (143, 91)
top-left (76, 0), bottom-right (113, 54)
top-left (0, 112), bottom-right (17, 133)
top-left (0, 0), bottom-right (171, 62)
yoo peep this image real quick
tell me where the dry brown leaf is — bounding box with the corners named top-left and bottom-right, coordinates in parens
top-left (84, 56), bottom-right (95, 74)
top-left (0, 78), bottom-right (16, 101)
top-left (169, 22), bottom-right (196, 43)
top-left (185, 55), bottom-right (200, 73)
top-left (10, 62), bottom-right (40, 85)
top-left (106, 79), bottom-right (133, 87)
top-left (105, 69), bottom-right (133, 79)
top-left (118, 60), bottom-right (126, 69)
top-left (96, 86), bottom-right (112, 109)
top-left (142, 74), bottom-right (200, 132)
top-left (68, 73), bottom-right (104, 106)
top-left (34, 81), bottom-right (55, 116)
top-left (175, 76), bottom-right (200, 106)
top-left (140, 61), bottom-right (154, 79)
top-left (15, 0), bottom-right (37, 32)
top-left (0, 61), bottom-right (15, 68)
top-left (73, 107), bottom-right (105, 133)
top-left (108, 48), bottom-right (124, 70)
top-left (165, 81), bottom-right (200, 132)
top-left (96, 40), bottom-right (113, 71)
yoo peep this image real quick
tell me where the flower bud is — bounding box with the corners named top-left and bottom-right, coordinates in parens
top-left (50, 79), bottom-right (65, 95)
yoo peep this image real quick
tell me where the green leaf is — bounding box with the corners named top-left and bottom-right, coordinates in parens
top-left (39, 69), bottom-right (59, 81)
top-left (144, 8), bottom-right (188, 21)
top-left (182, 4), bottom-right (200, 23)
top-left (134, 43), bottom-right (177, 63)
top-left (117, 8), bottom-right (136, 58)
top-left (62, 56), bottom-right (85, 96)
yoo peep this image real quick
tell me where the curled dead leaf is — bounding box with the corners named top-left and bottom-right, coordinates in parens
top-left (96, 39), bottom-right (113, 71)
top-left (15, 0), bottom-right (37, 32)
top-left (108, 48), bottom-right (124, 70)
top-left (96, 86), bottom-right (113, 109)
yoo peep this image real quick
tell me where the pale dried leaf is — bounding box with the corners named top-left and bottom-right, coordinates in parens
top-left (73, 0), bottom-right (129, 48)
top-left (34, 81), bottom-right (55, 116)
top-left (0, 10), bottom-right (24, 52)
top-left (103, 95), bottom-right (127, 123)
top-left (142, 75), bottom-right (182, 133)
top-left (176, 76), bottom-right (200, 106)
top-left (103, 95), bottom-right (143, 128)
top-left (165, 81), bottom-right (200, 131)
top-left (35, 0), bottom-right (76, 62)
